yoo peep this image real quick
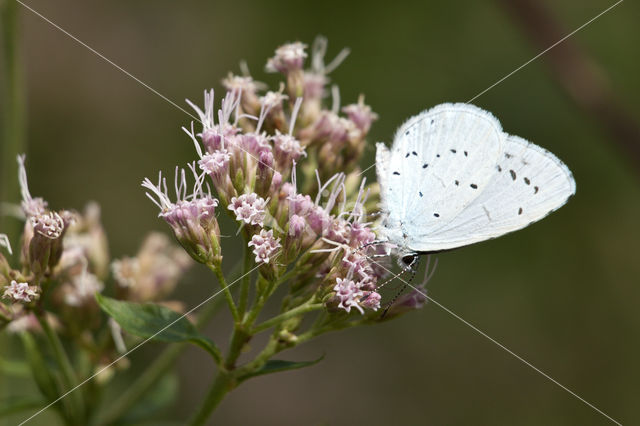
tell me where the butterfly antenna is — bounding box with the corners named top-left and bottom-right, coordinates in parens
top-left (380, 256), bottom-right (420, 318)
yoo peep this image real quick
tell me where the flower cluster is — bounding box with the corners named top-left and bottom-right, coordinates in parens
top-left (142, 38), bottom-right (422, 319)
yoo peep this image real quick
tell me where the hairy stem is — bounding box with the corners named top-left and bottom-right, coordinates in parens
top-left (208, 263), bottom-right (239, 322)
top-left (237, 247), bottom-right (253, 317)
top-left (251, 300), bottom-right (323, 334)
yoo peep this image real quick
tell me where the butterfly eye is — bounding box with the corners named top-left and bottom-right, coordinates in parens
top-left (401, 254), bottom-right (418, 267)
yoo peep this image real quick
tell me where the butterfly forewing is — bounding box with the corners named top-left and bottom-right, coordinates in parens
top-left (384, 104), bottom-right (504, 241)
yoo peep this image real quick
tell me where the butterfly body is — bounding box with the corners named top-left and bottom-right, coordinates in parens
top-left (376, 103), bottom-right (575, 258)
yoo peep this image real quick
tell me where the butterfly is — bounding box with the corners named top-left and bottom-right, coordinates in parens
top-left (376, 103), bottom-right (576, 266)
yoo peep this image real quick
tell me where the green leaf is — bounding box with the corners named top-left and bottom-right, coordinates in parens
top-left (238, 355), bottom-right (324, 383)
top-left (95, 294), bottom-right (221, 364)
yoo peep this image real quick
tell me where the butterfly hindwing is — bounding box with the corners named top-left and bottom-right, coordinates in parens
top-left (407, 134), bottom-right (575, 252)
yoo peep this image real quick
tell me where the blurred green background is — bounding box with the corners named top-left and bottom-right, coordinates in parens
top-left (1, 0), bottom-right (639, 424)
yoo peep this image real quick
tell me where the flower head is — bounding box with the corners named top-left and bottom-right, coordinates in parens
top-left (266, 42), bottom-right (307, 74)
top-left (333, 278), bottom-right (364, 314)
top-left (228, 193), bottom-right (267, 226)
top-left (142, 166), bottom-right (222, 264)
top-left (248, 229), bottom-right (281, 264)
top-left (3, 280), bottom-right (39, 303)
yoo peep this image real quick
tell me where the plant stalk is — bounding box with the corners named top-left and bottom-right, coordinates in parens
top-left (0, 0), bottom-right (26, 249)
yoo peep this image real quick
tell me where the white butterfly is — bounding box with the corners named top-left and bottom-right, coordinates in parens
top-left (376, 103), bottom-right (575, 264)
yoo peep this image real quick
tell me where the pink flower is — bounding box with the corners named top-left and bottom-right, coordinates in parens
top-left (266, 42), bottom-right (307, 74)
top-left (3, 280), bottom-right (39, 303)
top-left (273, 132), bottom-right (306, 170)
top-left (248, 229), bottom-right (281, 264)
top-left (342, 96), bottom-right (378, 134)
top-left (31, 212), bottom-right (65, 239)
top-left (199, 149), bottom-right (231, 182)
top-left (142, 167), bottom-right (222, 264)
top-left (288, 214), bottom-right (306, 237)
top-left (360, 291), bottom-right (381, 311)
top-left (228, 193), bottom-right (267, 226)
top-left (333, 278), bottom-right (363, 314)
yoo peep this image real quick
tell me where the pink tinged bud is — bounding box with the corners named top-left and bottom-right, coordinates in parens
top-left (3, 280), bottom-right (39, 303)
top-left (349, 222), bottom-right (376, 247)
top-left (256, 151), bottom-right (275, 198)
top-left (289, 214), bottom-right (306, 237)
top-left (333, 278), bottom-right (364, 314)
top-left (32, 212), bottom-right (64, 239)
top-left (360, 291), bottom-right (381, 311)
top-left (270, 171), bottom-right (283, 194)
top-left (307, 205), bottom-right (331, 235)
top-left (327, 219), bottom-right (350, 244)
top-left (143, 171), bottom-right (222, 264)
top-left (248, 229), bottom-right (281, 264)
top-left (287, 193), bottom-right (314, 217)
top-left (386, 287), bottom-right (428, 317)
top-left (240, 133), bottom-right (271, 156)
top-left (266, 42), bottom-right (308, 74)
top-left (303, 73), bottom-right (327, 100)
top-left (199, 149), bottom-right (231, 186)
top-left (228, 193), bottom-right (267, 226)
top-left (28, 212), bottom-right (68, 276)
top-left (201, 128), bottom-right (224, 152)
top-left (342, 97), bottom-right (378, 134)
top-left (273, 133), bottom-right (306, 170)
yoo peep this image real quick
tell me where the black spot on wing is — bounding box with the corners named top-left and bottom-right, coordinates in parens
top-left (505, 153), bottom-right (513, 159)
top-left (422, 163), bottom-right (428, 169)
top-left (464, 151), bottom-right (468, 157)
top-left (419, 191), bottom-right (423, 197)
top-left (518, 207), bottom-right (523, 215)
top-left (470, 183), bottom-right (478, 189)
top-left (393, 171), bottom-right (400, 176)
top-left (405, 152), bottom-right (410, 158)
top-left (433, 213), bottom-right (440, 217)
top-left (497, 165), bottom-right (502, 172)
top-left (524, 177), bottom-right (531, 185)
top-left (412, 151), bottom-right (418, 156)
top-left (510, 170), bottom-right (516, 180)
top-left (450, 149), bottom-right (457, 154)
top-left (534, 186), bottom-right (539, 194)
top-left (454, 180), bottom-right (459, 186)
top-left (436, 154), bottom-right (440, 158)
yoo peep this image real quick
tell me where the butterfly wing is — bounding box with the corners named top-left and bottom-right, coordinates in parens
top-left (381, 103), bottom-right (504, 247)
top-left (407, 134), bottom-right (576, 252)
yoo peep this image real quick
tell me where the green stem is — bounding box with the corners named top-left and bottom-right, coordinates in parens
top-left (187, 370), bottom-right (235, 426)
top-left (0, 0), bottom-right (26, 251)
top-left (208, 263), bottom-right (239, 322)
top-left (251, 301), bottom-right (323, 334)
top-left (35, 311), bottom-right (85, 424)
top-left (237, 248), bottom-right (253, 317)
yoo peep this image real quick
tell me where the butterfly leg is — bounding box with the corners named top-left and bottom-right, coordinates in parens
top-left (381, 256), bottom-right (420, 318)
